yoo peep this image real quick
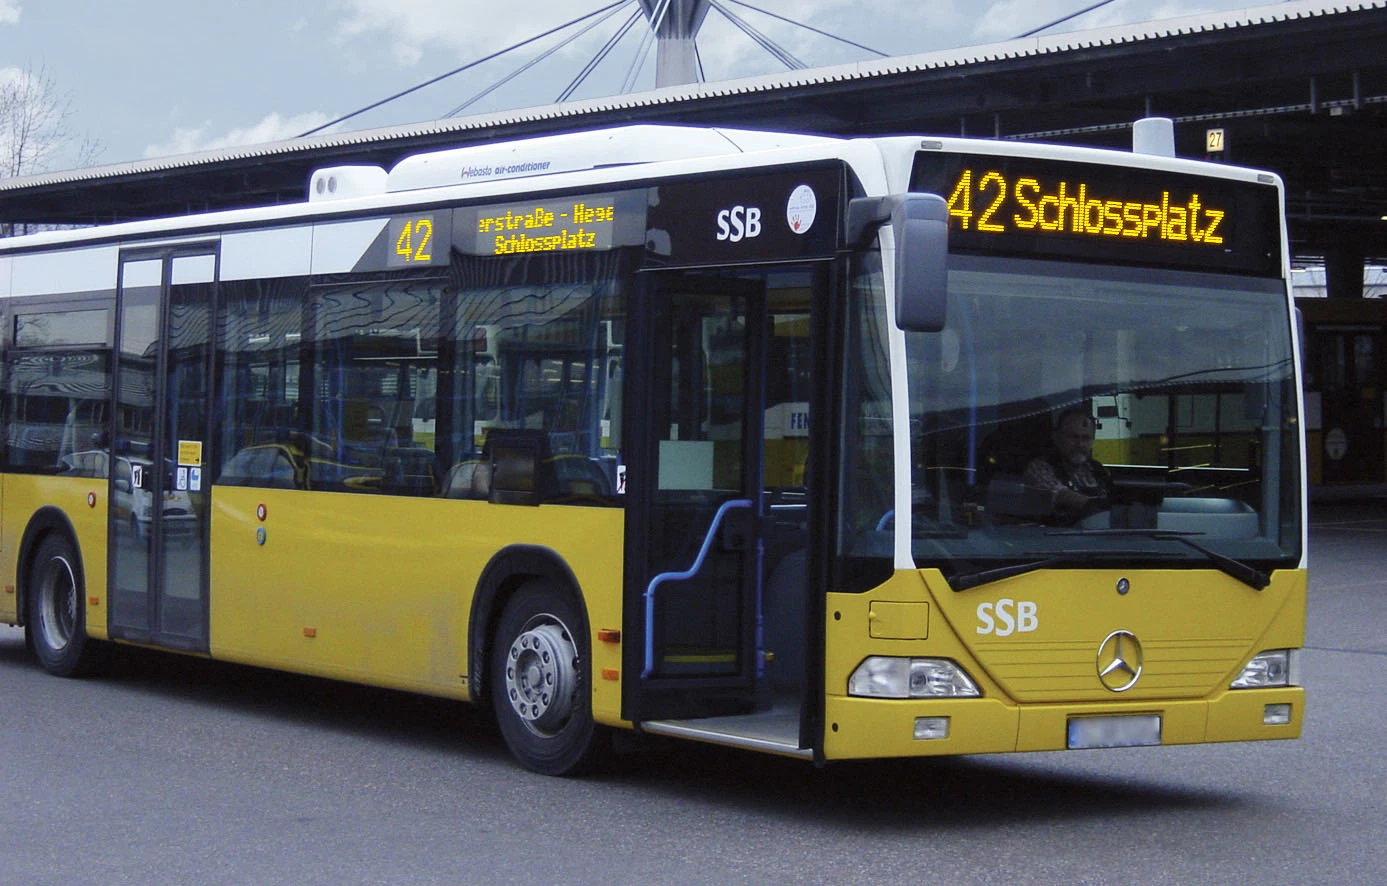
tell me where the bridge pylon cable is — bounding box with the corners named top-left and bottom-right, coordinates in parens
top-left (446, 3), bottom-right (633, 117)
top-left (1013, 0), bottom-right (1119, 39)
top-left (298, 0), bottom-right (629, 137)
top-left (709, 0), bottom-right (806, 70)
top-left (620, 8), bottom-right (662, 92)
top-left (558, 9), bottom-right (647, 103)
top-left (720, 0), bottom-right (887, 57)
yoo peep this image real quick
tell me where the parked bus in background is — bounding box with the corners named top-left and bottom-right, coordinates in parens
top-left (1, 123), bottom-right (1304, 774)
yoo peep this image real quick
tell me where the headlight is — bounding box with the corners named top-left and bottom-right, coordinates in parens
top-left (1231, 649), bottom-right (1298, 688)
top-left (848, 656), bottom-right (980, 698)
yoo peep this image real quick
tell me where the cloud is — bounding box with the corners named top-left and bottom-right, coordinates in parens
top-left (143, 111), bottom-right (333, 159)
top-left (0, 2), bottom-right (19, 26)
top-left (0, 64), bottom-right (29, 87)
top-left (335, 0), bottom-right (566, 64)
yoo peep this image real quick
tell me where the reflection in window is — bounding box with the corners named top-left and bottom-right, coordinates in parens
top-left (214, 251), bottom-right (630, 504)
top-left (835, 254), bottom-right (895, 592)
top-left (905, 260), bottom-right (1300, 572)
top-left (215, 277), bottom-right (309, 488)
top-left (306, 278), bottom-right (442, 495)
top-left (6, 349), bottom-right (111, 471)
top-left (439, 252), bottom-right (627, 504)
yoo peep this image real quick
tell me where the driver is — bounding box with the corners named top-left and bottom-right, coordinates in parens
top-left (1022, 407), bottom-right (1112, 519)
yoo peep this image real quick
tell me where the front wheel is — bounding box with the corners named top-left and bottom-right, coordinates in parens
top-left (27, 534), bottom-right (105, 677)
top-left (490, 580), bottom-right (607, 775)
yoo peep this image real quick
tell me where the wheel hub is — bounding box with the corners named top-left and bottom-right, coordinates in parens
top-left (503, 621), bottom-right (577, 735)
top-left (39, 555), bottom-right (76, 648)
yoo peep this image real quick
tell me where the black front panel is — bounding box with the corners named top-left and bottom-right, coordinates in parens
top-left (646, 165), bottom-right (842, 267)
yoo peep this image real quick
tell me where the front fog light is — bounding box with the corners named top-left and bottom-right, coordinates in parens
top-left (848, 656), bottom-right (980, 698)
top-left (1231, 649), bottom-right (1296, 689)
top-left (914, 716), bottom-right (950, 740)
top-left (1263, 703), bottom-right (1292, 725)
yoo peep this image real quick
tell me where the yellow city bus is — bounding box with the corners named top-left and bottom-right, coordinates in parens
top-left (0, 125), bottom-right (1305, 774)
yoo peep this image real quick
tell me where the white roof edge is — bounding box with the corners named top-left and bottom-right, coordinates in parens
top-left (0, 0), bottom-right (1380, 194)
top-left (382, 124), bottom-right (836, 192)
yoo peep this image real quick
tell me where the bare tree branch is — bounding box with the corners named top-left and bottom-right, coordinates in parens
top-left (0, 62), bottom-right (104, 235)
top-left (0, 62), bottom-right (102, 179)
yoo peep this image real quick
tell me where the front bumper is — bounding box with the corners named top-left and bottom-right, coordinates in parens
top-left (822, 686), bottom-right (1304, 759)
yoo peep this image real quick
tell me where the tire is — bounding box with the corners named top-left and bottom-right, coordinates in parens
top-left (27, 534), bottom-right (105, 677)
top-left (490, 580), bottom-right (607, 775)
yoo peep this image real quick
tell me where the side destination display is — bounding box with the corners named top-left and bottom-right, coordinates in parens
top-left (912, 152), bottom-right (1281, 276)
top-left (454, 190), bottom-right (647, 257)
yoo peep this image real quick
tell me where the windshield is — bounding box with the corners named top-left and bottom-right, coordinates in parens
top-left (905, 257), bottom-right (1301, 578)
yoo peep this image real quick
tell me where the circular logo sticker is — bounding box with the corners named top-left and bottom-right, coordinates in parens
top-left (786, 185), bottom-right (817, 235)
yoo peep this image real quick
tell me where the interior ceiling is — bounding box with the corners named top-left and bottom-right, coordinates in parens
top-left (3, 4), bottom-right (1385, 264)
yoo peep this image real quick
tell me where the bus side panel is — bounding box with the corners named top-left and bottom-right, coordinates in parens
top-left (0, 474), bottom-right (110, 638)
top-left (208, 487), bottom-right (624, 717)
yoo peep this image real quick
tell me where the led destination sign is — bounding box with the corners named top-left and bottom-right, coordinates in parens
top-left (477, 198), bottom-right (616, 254)
top-left (447, 191), bottom-right (647, 258)
top-left (449, 193), bottom-right (643, 258)
top-left (911, 152), bottom-right (1280, 276)
top-left (945, 168), bottom-right (1226, 245)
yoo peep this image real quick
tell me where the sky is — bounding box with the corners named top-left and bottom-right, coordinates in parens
top-left (0, 0), bottom-right (1281, 173)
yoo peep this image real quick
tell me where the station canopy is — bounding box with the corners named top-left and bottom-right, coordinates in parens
top-left (1, 0), bottom-right (1384, 263)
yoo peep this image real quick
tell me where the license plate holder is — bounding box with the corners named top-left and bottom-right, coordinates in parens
top-left (1067, 714), bottom-right (1162, 749)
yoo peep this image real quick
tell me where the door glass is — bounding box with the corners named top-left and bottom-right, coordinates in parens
top-left (645, 290), bottom-right (753, 678)
top-left (158, 259), bottom-right (214, 641)
top-left (109, 261), bottom-right (162, 635)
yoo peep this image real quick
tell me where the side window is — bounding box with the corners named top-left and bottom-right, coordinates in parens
top-left (214, 278), bottom-right (308, 488)
top-left (439, 252), bottom-right (627, 505)
top-left (835, 254), bottom-right (895, 591)
top-left (304, 276), bottom-right (442, 496)
top-left (5, 304), bottom-right (113, 473)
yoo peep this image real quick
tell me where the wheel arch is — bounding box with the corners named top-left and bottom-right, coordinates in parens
top-left (467, 544), bottom-right (587, 707)
top-left (16, 506), bottom-right (83, 628)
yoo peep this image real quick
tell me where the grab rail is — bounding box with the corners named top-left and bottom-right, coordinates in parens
top-left (642, 498), bottom-right (753, 680)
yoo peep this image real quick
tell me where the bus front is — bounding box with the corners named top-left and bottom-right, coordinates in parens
top-left (824, 141), bottom-right (1305, 759)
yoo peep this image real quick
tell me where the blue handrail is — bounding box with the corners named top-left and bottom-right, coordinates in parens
top-left (642, 498), bottom-right (753, 680)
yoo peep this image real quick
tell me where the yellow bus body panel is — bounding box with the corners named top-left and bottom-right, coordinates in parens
top-left (824, 566), bottom-right (1306, 759)
top-left (207, 488), bottom-right (625, 720)
top-left (0, 475), bottom-right (111, 638)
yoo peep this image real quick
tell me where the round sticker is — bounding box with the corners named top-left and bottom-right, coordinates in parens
top-left (786, 185), bottom-right (817, 235)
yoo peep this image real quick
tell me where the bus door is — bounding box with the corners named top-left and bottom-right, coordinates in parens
top-left (108, 247), bottom-right (217, 651)
top-left (625, 268), bottom-right (815, 731)
top-left (1314, 325), bottom-right (1384, 483)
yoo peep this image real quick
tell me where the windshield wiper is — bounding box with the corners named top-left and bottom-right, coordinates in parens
top-left (947, 549), bottom-right (1178, 592)
top-left (1047, 528), bottom-right (1270, 591)
top-left (949, 556), bottom-right (1069, 592)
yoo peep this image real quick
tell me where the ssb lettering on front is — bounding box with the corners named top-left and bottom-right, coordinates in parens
top-left (977, 598), bottom-right (1039, 637)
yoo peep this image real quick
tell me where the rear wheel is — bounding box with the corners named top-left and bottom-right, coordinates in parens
top-left (490, 580), bottom-right (607, 775)
top-left (27, 534), bottom-right (105, 677)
